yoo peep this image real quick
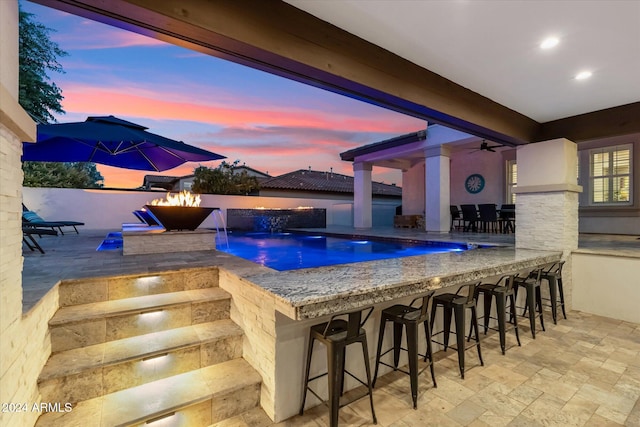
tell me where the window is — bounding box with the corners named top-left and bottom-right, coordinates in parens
top-left (506, 160), bottom-right (517, 203)
top-left (589, 144), bottom-right (632, 204)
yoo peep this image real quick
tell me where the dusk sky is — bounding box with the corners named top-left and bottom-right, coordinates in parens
top-left (22, 1), bottom-right (426, 189)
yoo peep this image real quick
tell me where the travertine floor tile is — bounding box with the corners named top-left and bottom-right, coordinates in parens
top-left (446, 399), bottom-right (485, 425)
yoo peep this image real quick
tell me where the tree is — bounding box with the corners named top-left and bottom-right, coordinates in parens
top-left (18, 7), bottom-right (67, 124)
top-left (22, 162), bottom-right (104, 188)
top-left (192, 160), bottom-right (260, 195)
top-left (19, 7), bottom-right (104, 188)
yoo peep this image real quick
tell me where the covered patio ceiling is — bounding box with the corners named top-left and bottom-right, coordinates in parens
top-left (339, 125), bottom-right (481, 170)
top-left (32, 0), bottom-right (640, 147)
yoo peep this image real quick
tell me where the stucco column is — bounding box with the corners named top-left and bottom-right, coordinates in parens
top-left (515, 138), bottom-right (582, 311)
top-left (401, 162), bottom-right (425, 215)
top-left (424, 145), bottom-right (451, 232)
top-left (353, 161), bottom-right (372, 229)
top-left (515, 138), bottom-right (582, 250)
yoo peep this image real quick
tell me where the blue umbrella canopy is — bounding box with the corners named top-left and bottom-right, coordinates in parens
top-left (22, 115), bottom-right (225, 171)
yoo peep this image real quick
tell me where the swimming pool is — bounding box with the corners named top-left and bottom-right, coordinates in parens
top-left (218, 231), bottom-right (474, 271)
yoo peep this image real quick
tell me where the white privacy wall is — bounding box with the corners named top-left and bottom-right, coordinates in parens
top-left (22, 187), bottom-right (399, 230)
top-left (572, 253), bottom-right (640, 323)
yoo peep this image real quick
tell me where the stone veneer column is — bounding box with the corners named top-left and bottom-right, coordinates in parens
top-left (353, 161), bottom-right (372, 229)
top-left (515, 138), bottom-right (582, 310)
top-left (1, 2), bottom-right (41, 427)
top-left (424, 144), bottom-right (451, 232)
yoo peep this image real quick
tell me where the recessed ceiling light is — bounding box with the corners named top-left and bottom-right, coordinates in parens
top-left (575, 71), bottom-right (592, 80)
top-left (540, 37), bottom-right (559, 49)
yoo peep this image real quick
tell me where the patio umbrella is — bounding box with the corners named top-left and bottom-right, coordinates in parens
top-left (22, 115), bottom-right (225, 171)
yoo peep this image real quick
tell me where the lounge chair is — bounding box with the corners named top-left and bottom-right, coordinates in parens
top-left (23, 227), bottom-right (58, 254)
top-left (22, 204), bottom-right (84, 235)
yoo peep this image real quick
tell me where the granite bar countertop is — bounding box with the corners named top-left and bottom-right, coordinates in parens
top-left (240, 246), bottom-right (562, 320)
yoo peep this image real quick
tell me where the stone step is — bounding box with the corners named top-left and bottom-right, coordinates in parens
top-left (58, 266), bottom-right (219, 307)
top-left (50, 287), bottom-right (231, 353)
top-left (34, 358), bottom-right (262, 427)
top-left (209, 407), bottom-right (273, 427)
top-left (39, 319), bottom-right (244, 404)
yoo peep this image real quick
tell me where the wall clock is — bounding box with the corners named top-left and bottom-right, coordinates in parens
top-left (465, 173), bottom-right (485, 194)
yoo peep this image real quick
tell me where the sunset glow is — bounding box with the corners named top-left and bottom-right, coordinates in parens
top-left (22, 2), bottom-right (426, 188)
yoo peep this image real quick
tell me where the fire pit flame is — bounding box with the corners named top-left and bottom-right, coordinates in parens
top-left (145, 191), bottom-right (212, 231)
top-left (149, 190), bottom-right (201, 207)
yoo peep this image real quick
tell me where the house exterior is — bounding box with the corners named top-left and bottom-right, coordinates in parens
top-left (143, 165), bottom-right (273, 191)
top-left (341, 128), bottom-right (639, 235)
top-left (258, 168), bottom-right (401, 201)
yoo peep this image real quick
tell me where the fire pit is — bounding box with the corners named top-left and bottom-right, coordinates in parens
top-left (144, 205), bottom-right (214, 231)
top-left (145, 190), bottom-right (214, 231)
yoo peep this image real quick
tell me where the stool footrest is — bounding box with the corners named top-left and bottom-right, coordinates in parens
top-left (307, 382), bottom-right (376, 408)
top-left (431, 339), bottom-right (482, 353)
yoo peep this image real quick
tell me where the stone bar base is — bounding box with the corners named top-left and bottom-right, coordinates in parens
top-left (122, 229), bottom-right (217, 255)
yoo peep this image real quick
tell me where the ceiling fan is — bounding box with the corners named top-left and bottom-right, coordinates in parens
top-left (468, 140), bottom-right (503, 153)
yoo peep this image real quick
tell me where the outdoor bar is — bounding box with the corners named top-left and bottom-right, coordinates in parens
top-left (215, 244), bottom-right (562, 421)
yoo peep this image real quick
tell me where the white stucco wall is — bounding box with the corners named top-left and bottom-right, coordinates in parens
top-left (22, 187), bottom-right (400, 230)
top-left (401, 161), bottom-right (425, 215)
top-left (449, 149), bottom-right (506, 206)
top-left (572, 253), bottom-right (640, 323)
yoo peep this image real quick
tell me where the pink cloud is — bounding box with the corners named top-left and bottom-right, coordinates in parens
top-left (60, 84), bottom-right (424, 133)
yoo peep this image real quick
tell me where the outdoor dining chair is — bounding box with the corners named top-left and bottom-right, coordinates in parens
top-left (478, 204), bottom-right (499, 233)
top-left (460, 204), bottom-right (479, 232)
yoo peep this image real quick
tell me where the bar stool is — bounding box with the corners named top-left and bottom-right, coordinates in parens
top-left (299, 307), bottom-right (377, 427)
top-left (469, 275), bottom-right (521, 355)
top-left (513, 269), bottom-right (545, 338)
top-left (429, 283), bottom-right (483, 379)
top-left (373, 290), bottom-right (437, 409)
top-left (539, 262), bottom-right (567, 324)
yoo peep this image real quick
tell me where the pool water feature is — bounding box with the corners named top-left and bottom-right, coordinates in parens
top-left (219, 232), bottom-right (475, 271)
top-left (96, 232), bottom-right (123, 251)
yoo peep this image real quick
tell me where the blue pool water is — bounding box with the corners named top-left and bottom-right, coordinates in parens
top-left (96, 232), bottom-right (123, 251)
top-left (218, 232), bottom-right (472, 271)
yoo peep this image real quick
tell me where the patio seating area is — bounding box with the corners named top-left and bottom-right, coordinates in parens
top-left (283, 309), bottom-right (640, 426)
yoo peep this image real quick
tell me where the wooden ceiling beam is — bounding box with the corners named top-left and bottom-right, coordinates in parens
top-left (536, 102), bottom-right (640, 143)
top-left (33, 0), bottom-right (639, 146)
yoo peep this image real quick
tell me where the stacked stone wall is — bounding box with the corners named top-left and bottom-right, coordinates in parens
top-left (218, 269), bottom-right (278, 421)
top-left (1, 123), bottom-right (55, 427)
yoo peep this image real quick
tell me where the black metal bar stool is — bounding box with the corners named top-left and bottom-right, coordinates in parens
top-left (539, 262), bottom-right (567, 324)
top-left (299, 306), bottom-right (377, 427)
top-left (469, 275), bottom-right (521, 355)
top-left (513, 269), bottom-right (545, 338)
top-left (372, 290), bottom-right (437, 409)
top-left (429, 283), bottom-right (483, 379)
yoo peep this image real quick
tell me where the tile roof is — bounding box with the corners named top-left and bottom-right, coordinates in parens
top-left (340, 129), bottom-right (427, 161)
top-left (260, 169), bottom-right (402, 197)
